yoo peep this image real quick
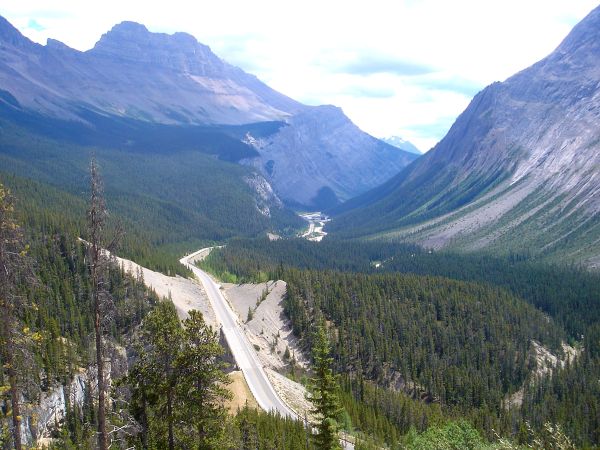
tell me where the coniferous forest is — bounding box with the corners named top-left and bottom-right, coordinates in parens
top-left (202, 238), bottom-right (600, 448)
top-left (0, 177), bottom-right (328, 449)
top-left (2, 165), bottom-right (599, 449)
top-left (3, 3), bottom-right (600, 448)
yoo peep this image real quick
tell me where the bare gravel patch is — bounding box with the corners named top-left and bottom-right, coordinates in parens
top-left (223, 280), bottom-right (309, 371)
top-left (222, 279), bottom-right (312, 418)
top-left (265, 368), bottom-right (313, 421)
top-left (114, 254), bottom-right (217, 329)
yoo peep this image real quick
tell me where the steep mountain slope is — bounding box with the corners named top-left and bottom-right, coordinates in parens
top-left (0, 118), bottom-right (302, 248)
top-left (0, 16), bottom-right (417, 207)
top-left (0, 17), bottom-right (301, 124)
top-left (243, 106), bottom-right (417, 207)
top-left (330, 5), bottom-right (600, 266)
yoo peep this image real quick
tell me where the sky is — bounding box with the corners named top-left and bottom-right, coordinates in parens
top-left (2, 1), bottom-right (598, 152)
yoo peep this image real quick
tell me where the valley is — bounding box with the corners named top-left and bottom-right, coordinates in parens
top-left (328, 5), bottom-right (600, 266)
top-left (1, 4), bottom-right (600, 450)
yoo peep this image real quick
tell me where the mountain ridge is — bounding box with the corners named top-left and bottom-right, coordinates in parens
top-left (243, 105), bottom-right (417, 206)
top-left (0, 16), bottom-right (417, 207)
top-left (0, 17), bottom-right (300, 125)
top-left (329, 4), bottom-right (600, 266)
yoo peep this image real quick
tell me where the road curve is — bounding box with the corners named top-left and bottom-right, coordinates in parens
top-left (180, 249), bottom-right (296, 419)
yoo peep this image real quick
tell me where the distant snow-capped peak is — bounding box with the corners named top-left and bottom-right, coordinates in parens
top-left (381, 136), bottom-right (421, 155)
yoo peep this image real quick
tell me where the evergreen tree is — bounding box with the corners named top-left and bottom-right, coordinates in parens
top-left (178, 310), bottom-right (232, 450)
top-left (0, 184), bottom-right (34, 450)
top-left (86, 158), bottom-right (121, 450)
top-left (237, 407), bottom-right (260, 450)
top-left (309, 324), bottom-right (343, 450)
top-left (138, 300), bottom-right (183, 449)
top-left (126, 304), bottom-right (233, 449)
top-left (123, 348), bottom-right (155, 449)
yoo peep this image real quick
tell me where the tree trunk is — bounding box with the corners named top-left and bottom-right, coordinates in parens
top-left (0, 185), bottom-right (33, 450)
top-left (95, 294), bottom-right (108, 450)
top-left (1, 298), bottom-right (22, 450)
top-left (6, 339), bottom-right (22, 450)
top-left (197, 378), bottom-right (205, 450)
top-left (89, 159), bottom-right (108, 450)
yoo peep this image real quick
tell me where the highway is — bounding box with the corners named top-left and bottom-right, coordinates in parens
top-left (180, 250), bottom-right (296, 418)
top-left (301, 221), bottom-right (316, 238)
top-left (180, 249), bottom-right (354, 448)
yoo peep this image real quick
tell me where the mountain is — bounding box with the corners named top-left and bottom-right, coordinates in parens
top-left (329, 5), bottom-right (600, 267)
top-left (0, 18), bottom-right (301, 124)
top-left (381, 136), bottom-right (422, 154)
top-left (0, 17), bottom-right (417, 207)
top-left (243, 107), bottom-right (417, 208)
top-left (0, 20), bottom-right (307, 263)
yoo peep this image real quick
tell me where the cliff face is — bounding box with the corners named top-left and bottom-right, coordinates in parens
top-left (244, 106), bottom-right (417, 207)
top-left (330, 5), bottom-right (600, 266)
top-left (0, 17), bottom-right (416, 207)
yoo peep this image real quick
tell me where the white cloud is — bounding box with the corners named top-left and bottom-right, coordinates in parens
top-left (2, 0), bottom-right (598, 151)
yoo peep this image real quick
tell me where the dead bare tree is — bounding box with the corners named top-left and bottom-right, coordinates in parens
top-left (0, 184), bottom-right (32, 450)
top-left (87, 157), bottom-right (122, 450)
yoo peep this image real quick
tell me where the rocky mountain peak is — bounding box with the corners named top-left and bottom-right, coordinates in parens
top-left (0, 15), bottom-right (301, 125)
top-left (46, 38), bottom-right (74, 51)
top-left (329, 4), bottom-right (600, 265)
top-left (522, 4), bottom-right (600, 84)
top-left (382, 136), bottom-right (422, 155)
top-left (106, 20), bottom-right (150, 36)
top-left (90, 21), bottom-right (225, 76)
top-left (554, 5), bottom-right (600, 57)
top-left (285, 105), bottom-right (359, 133)
top-left (0, 15), bottom-right (32, 48)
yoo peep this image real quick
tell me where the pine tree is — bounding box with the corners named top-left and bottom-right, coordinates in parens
top-left (309, 324), bottom-right (343, 450)
top-left (86, 158), bottom-right (121, 450)
top-left (0, 184), bottom-right (34, 450)
top-left (237, 406), bottom-right (259, 450)
top-left (123, 348), bottom-right (155, 449)
top-left (178, 310), bottom-right (232, 450)
top-left (126, 305), bottom-right (233, 449)
top-left (138, 300), bottom-right (183, 450)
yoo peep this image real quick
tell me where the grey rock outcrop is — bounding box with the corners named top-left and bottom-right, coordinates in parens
top-left (6, 371), bottom-right (90, 446)
top-left (16, 343), bottom-right (126, 446)
top-left (244, 173), bottom-right (283, 217)
top-left (31, 372), bottom-right (87, 442)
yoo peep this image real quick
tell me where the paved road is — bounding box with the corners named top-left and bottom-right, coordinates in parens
top-left (180, 250), bottom-right (296, 418)
top-left (301, 221), bottom-right (315, 238)
top-left (180, 249), bottom-right (354, 448)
